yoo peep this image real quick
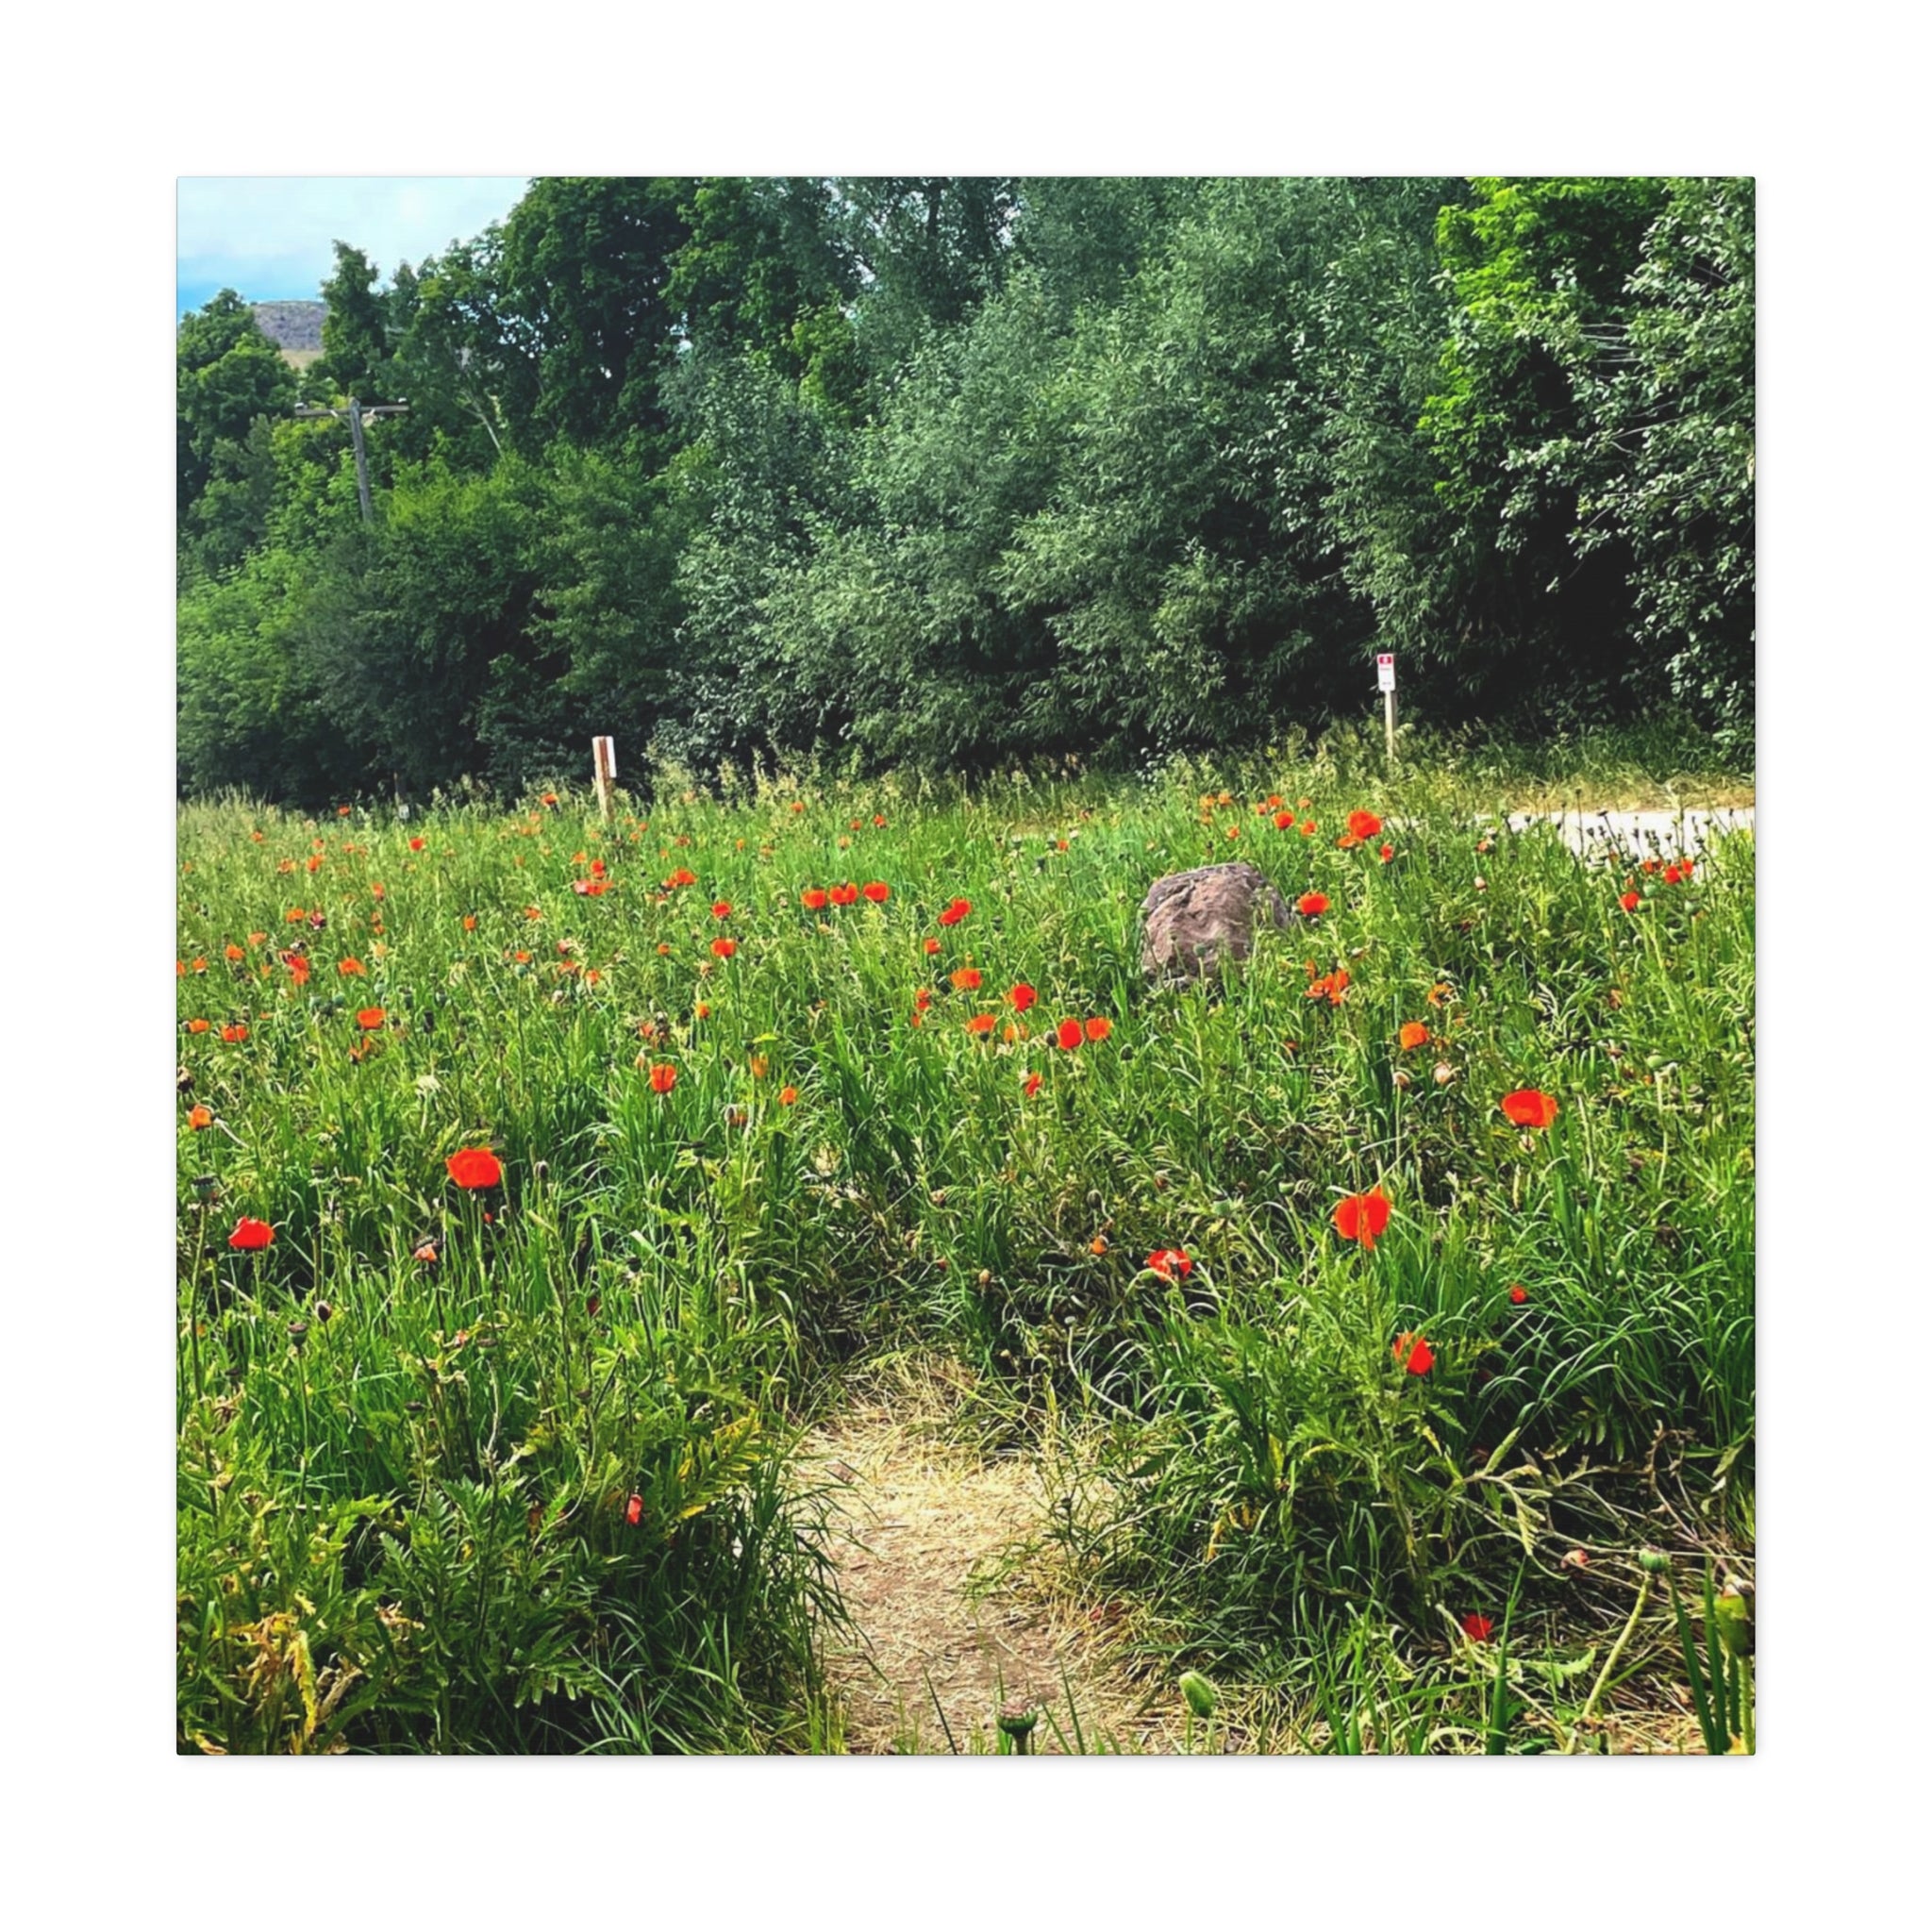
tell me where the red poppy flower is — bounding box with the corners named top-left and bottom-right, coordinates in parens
top-left (950, 967), bottom-right (983, 992)
top-left (1392, 1331), bottom-right (1434, 1375)
top-left (1009, 983), bottom-right (1037, 1012)
top-left (1297, 892), bottom-right (1329, 918)
top-left (1620, 890), bottom-right (1641, 913)
top-left (938, 898), bottom-right (972, 927)
top-left (1023, 1072), bottom-right (1042, 1098)
top-left (221, 1024), bottom-right (248, 1043)
top-left (923, 937), bottom-right (941, 955)
top-left (801, 889), bottom-right (829, 910)
top-left (446, 1146), bottom-right (502, 1190)
top-left (1056, 1018), bottom-right (1083, 1051)
top-left (1500, 1090), bottom-right (1559, 1129)
top-left (1508, 1285), bottom-right (1528, 1305)
top-left (1662, 864), bottom-right (1683, 886)
top-left (649, 1064), bottom-right (677, 1094)
top-left (352, 1007), bottom-right (383, 1030)
top-left (966, 1014), bottom-right (996, 1036)
top-left (1333, 1187), bottom-right (1392, 1250)
top-left (1085, 1016), bottom-right (1112, 1041)
top-left (711, 900), bottom-right (732, 919)
top-left (1274, 811), bottom-right (1295, 830)
top-left (228, 1217), bottom-right (275, 1251)
top-left (1378, 844), bottom-right (1394, 863)
top-left (1146, 1248), bottom-right (1193, 1280)
top-left (1300, 821), bottom-right (1316, 837)
top-left (1460, 1613), bottom-right (1494, 1643)
top-left (1347, 809), bottom-right (1383, 841)
top-left (409, 836), bottom-right (426, 852)
top-left (914, 987), bottom-right (933, 1010)
top-left (337, 805), bottom-right (352, 817)
top-left (625, 1492), bottom-right (643, 1526)
top-left (863, 882), bottom-right (891, 903)
top-left (1398, 1022), bottom-right (1429, 1050)
top-left (711, 937), bottom-right (737, 958)
top-left (830, 883), bottom-right (858, 907)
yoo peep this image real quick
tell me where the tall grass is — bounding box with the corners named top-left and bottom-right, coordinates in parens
top-left (176, 743), bottom-right (1752, 1750)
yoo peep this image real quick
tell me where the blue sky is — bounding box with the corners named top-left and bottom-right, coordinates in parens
top-left (176, 176), bottom-right (530, 320)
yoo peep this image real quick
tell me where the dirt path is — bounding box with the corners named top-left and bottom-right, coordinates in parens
top-left (801, 1366), bottom-right (1164, 1755)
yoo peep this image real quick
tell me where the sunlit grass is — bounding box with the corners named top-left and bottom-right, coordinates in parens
top-left (176, 743), bottom-right (1753, 1752)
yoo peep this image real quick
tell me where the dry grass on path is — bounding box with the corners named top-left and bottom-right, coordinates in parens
top-left (801, 1357), bottom-right (1174, 1755)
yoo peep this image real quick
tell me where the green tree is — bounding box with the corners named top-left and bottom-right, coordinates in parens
top-left (177, 291), bottom-right (296, 525)
top-left (495, 176), bottom-right (693, 448)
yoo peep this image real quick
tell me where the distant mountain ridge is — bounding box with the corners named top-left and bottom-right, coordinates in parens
top-left (252, 300), bottom-right (325, 354)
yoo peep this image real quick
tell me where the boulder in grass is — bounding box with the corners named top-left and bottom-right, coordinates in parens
top-left (1139, 861), bottom-right (1298, 980)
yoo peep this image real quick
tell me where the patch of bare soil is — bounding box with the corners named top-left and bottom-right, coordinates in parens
top-left (801, 1361), bottom-right (1171, 1755)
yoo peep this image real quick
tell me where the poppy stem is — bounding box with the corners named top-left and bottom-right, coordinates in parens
top-left (1570, 1566), bottom-right (1653, 1751)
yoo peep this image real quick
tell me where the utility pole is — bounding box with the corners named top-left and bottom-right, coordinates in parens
top-left (292, 396), bottom-right (409, 525)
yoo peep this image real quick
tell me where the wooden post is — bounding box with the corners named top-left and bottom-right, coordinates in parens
top-left (592, 736), bottom-right (616, 826)
top-left (1384, 686), bottom-right (1396, 761)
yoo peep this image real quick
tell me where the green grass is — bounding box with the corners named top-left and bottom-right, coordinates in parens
top-left (175, 740), bottom-right (1753, 1752)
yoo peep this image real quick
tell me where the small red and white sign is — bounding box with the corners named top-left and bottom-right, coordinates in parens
top-left (1376, 654), bottom-right (1396, 693)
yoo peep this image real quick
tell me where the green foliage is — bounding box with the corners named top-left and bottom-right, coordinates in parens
top-left (176, 176), bottom-right (1755, 805)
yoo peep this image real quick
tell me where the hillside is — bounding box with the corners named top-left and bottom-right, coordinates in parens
top-left (251, 299), bottom-right (325, 359)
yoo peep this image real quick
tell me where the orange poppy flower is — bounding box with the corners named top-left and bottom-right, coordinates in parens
top-left (1500, 1090), bottom-right (1559, 1129)
top-left (339, 958), bottom-right (366, 975)
top-left (356, 1007), bottom-right (385, 1030)
top-left (966, 1014), bottom-right (996, 1036)
top-left (188, 1105), bottom-right (212, 1130)
top-left (227, 1217), bottom-right (275, 1251)
top-left (186, 1018), bottom-right (210, 1034)
top-left (446, 1146), bottom-right (502, 1189)
top-left (248, 932), bottom-right (266, 946)
top-left (1088, 1233), bottom-right (1107, 1254)
top-left (224, 943), bottom-right (244, 962)
top-left (1347, 810), bottom-right (1382, 841)
top-left (1336, 832), bottom-right (1361, 851)
top-left (288, 958), bottom-right (311, 987)
top-left (923, 937), bottom-right (942, 955)
top-left (221, 1024), bottom-right (248, 1043)
top-left (1333, 1187), bottom-right (1392, 1249)
top-left (649, 1064), bottom-right (677, 1094)
top-left (779, 1085), bottom-right (799, 1105)
top-left (1297, 892), bottom-right (1329, 918)
top-left (1274, 810), bottom-right (1295, 830)
top-left (1024, 1072), bottom-right (1042, 1098)
top-left (1085, 1016), bottom-right (1112, 1041)
top-left (863, 881), bottom-right (891, 902)
top-left (413, 1241), bottom-right (439, 1265)
top-left (1056, 1019), bottom-right (1083, 1051)
top-left (1398, 1022), bottom-right (1429, 1050)
top-left (1300, 821), bottom-right (1316, 837)
top-left (711, 937), bottom-right (738, 958)
top-left (694, 1002), bottom-right (711, 1020)
top-left (950, 967), bottom-right (983, 992)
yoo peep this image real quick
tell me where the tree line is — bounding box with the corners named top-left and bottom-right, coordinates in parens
top-left (176, 176), bottom-right (1754, 804)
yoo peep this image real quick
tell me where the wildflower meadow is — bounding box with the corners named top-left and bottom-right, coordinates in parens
top-left (175, 744), bottom-right (1753, 1754)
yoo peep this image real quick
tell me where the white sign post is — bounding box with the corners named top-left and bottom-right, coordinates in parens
top-left (592, 736), bottom-right (617, 826)
top-left (1375, 655), bottom-right (1396, 760)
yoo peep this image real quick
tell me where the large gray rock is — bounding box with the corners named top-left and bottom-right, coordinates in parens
top-left (1140, 861), bottom-right (1298, 980)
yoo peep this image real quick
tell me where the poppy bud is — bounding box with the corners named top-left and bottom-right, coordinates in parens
top-left (996, 1704), bottom-right (1039, 1752)
top-left (1639, 1548), bottom-right (1671, 1575)
top-left (1179, 1672), bottom-right (1218, 1721)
